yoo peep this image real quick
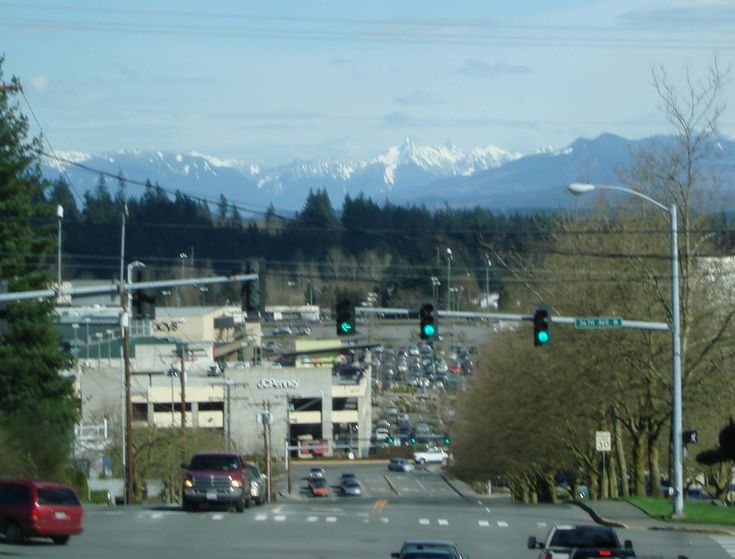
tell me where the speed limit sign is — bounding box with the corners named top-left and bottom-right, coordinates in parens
top-left (595, 431), bottom-right (612, 452)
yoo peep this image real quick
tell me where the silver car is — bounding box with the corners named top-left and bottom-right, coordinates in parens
top-left (339, 478), bottom-right (362, 496)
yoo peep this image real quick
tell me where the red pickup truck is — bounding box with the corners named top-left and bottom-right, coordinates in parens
top-left (181, 452), bottom-right (253, 512)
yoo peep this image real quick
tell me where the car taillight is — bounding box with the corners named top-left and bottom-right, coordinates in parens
top-left (183, 476), bottom-right (193, 488)
top-left (544, 553), bottom-right (552, 559)
top-left (598, 551), bottom-right (612, 557)
top-left (30, 502), bottom-right (40, 522)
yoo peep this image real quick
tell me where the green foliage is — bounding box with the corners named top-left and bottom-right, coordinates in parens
top-left (0, 58), bottom-right (78, 479)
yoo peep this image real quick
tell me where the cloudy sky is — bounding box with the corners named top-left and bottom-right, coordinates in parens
top-left (1, 0), bottom-right (734, 165)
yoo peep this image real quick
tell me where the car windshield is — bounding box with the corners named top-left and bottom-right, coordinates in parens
top-left (312, 479), bottom-right (327, 488)
top-left (550, 528), bottom-right (617, 548)
top-left (37, 487), bottom-right (80, 506)
top-left (189, 456), bottom-right (240, 471)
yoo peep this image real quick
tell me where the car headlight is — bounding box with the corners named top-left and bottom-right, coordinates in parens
top-left (183, 479), bottom-right (193, 488)
top-left (251, 480), bottom-right (259, 490)
top-left (231, 479), bottom-right (243, 488)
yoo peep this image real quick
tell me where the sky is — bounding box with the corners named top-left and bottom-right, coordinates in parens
top-left (1, 0), bottom-right (735, 166)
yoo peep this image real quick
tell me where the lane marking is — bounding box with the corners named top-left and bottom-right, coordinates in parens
top-left (307, 516), bottom-right (318, 522)
top-left (712, 536), bottom-right (735, 558)
top-left (420, 518), bottom-right (430, 525)
top-left (479, 520), bottom-right (490, 527)
top-left (381, 517), bottom-right (389, 523)
top-left (274, 515), bottom-right (286, 522)
top-left (255, 514), bottom-right (268, 521)
top-left (484, 507), bottom-right (491, 513)
top-left (477, 500), bottom-right (483, 505)
top-left (326, 516), bottom-right (337, 523)
top-left (211, 514), bottom-right (224, 520)
top-left (497, 521), bottom-right (509, 527)
top-left (537, 522), bottom-right (547, 527)
top-left (438, 519), bottom-right (449, 526)
top-left (150, 512), bottom-right (163, 519)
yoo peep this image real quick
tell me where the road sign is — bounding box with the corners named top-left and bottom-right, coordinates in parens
top-left (575, 317), bottom-right (623, 329)
top-left (595, 431), bottom-right (612, 452)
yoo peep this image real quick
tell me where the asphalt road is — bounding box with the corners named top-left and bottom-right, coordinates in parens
top-left (2, 464), bottom-right (731, 559)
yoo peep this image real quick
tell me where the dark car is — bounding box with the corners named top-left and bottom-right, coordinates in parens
top-left (309, 478), bottom-right (330, 497)
top-left (0, 480), bottom-right (84, 545)
top-left (245, 463), bottom-right (267, 505)
top-left (388, 458), bottom-right (414, 472)
top-left (391, 539), bottom-right (467, 559)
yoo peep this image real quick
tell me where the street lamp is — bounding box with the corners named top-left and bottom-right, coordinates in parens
top-left (57, 205), bottom-right (63, 300)
top-left (106, 329), bottom-right (113, 364)
top-left (484, 254), bottom-right (492, 309)
top-left (95, 332), bottom-right (103, 360)
top-left (446, 248), bottom-right (453, 312)
top-left (567, 182), bottom-right (684, 517)
top-left (161, 290), bottom-right (171, 307)
top-left (430, 276), bottom-right (441, 302)
top-left (199, 286), bottom-right (209, 305)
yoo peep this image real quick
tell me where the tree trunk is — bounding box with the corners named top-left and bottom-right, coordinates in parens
top-left (632, 432), bottom-right (647, 497)
top-left (607, 444), bottom-right (619, 498)
top-left (614, 413), bottom-right (630, 497)
top-left (648, 435), bottom-right (663, 497)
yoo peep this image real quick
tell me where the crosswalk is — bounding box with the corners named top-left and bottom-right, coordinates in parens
top-left (712, 536), bottom-right (735, 558)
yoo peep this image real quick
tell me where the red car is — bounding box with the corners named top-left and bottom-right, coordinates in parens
top-left (309, 478), bottom-right (330, 497)
top-left (0, 480), bottom-right (84, 545)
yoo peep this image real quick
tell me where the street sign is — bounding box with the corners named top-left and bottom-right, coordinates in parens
top-left (575, 316), bottom-right (623, 329)
top-left (595, 431), bottom-right (612, 452)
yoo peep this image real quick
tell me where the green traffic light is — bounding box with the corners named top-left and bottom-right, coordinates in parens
top-left (422, 324), bottom-right (436, 337)
top-left (340, 321), bottom-right (353, 334)
top-left (536, 331), bottom-right (549, 344)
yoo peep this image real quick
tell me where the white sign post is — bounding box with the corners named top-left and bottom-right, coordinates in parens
top-left (595, 431), bottom-right (611, 499)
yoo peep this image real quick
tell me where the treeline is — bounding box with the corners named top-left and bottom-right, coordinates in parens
top-left (46, 174), bottom-right (553, 307)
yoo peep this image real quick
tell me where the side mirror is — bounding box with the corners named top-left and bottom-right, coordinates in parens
top-left (624, 540), bottom-right (633, 549)
top-left (527, 536), bottom-right (538, 549)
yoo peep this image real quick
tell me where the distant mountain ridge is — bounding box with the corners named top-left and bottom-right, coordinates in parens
top-left (43, 134), bottom-right (735, 213)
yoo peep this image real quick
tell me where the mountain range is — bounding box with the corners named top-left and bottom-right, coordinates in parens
top-left (42, 134), bottom-right (735, 214)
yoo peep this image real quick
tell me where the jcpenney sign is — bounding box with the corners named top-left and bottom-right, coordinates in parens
top-left (257, 377), bottom-right (299, 390)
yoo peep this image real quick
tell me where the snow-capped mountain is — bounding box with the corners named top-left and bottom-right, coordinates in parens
top-left (41, 134), bottom-right (735, 213)
top-left (42, 139), bottom-right (521, 211)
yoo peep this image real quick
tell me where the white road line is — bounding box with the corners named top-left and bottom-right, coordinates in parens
top-left (326, 516), bottom-right (337, 523)
top-left (477, 500), bottom-right (483, 505)
top-left (211, 514), bottom-right (224, 520)
top-left (150, 512), bottom-right (163, 519)
top-left (537, 522), bottom-right (547, 527)
top-left (479, 520), bottom-right (490, 527)
top-left (273, 515), bottom-right (286, 522)
top-left (380, 517), bottom-right (389, 523)
top-left (497, 521), bottom-right (509, 527)
top-left (438, 519), bottom-right (449, 526)
top-left (419, 518), bottom-right (430, 525)
top-left (484, 507), bottom-right (491, 513)
top-left (255, 514), bottom-right (268, 521)
top-left (712, 536), bottom-right (735, 558)
top-left (306, 516), bottom-right (318, 522)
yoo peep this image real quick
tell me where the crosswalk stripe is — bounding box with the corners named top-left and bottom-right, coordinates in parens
top-left (326, 516), bottom-right (337, 523)
top-left (419, 518), bottom-right (430, 525)
top-left (380, 517), bottom-right (389, 523)
top-left (307, 516), bottom-right (318, 522)
top-left (479, 520), bottom-right (490, 527)
top-left (273, 515), bottom-right (286, 522)
top-left (537, 522), bottom-right (547, 527)
top-left (497, 521), bottom-right (509, 527)
top-left (438, 519), bottom-right (449, 526)
top-left (211, 514), bottom-right (224, 520)
top-left (712, 536), bottom-right (735, 558)
top-left (255, 514), bottom-right (267, 521)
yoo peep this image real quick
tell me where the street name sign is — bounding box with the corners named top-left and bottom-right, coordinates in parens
top-left (575, 316), bottom-right (623, 329)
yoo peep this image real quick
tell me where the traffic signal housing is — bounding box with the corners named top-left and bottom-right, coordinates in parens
top-left (131, 268), bottom-right (155, 319)
top-left (443, 434), bottom-right (451, 446)
top-left (533, 304), bottom-right (551, 346)
top-left (336, 298), bottom-right (355, 336)
top-left (419, 302), bottom-right (437, 340)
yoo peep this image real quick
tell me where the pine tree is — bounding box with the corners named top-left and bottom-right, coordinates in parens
top-left (0, 58), bottom-right (78, 478)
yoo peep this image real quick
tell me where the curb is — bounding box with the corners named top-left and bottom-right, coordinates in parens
top-left (384, 475), bottom-right (400, 496)
top-left (570, 500), bottom-right (628, 529)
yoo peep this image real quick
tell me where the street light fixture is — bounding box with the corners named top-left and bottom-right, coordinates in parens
top-left (567, 182), bottom-right (684, 517)
top-left (484, 253), bottom-right (492, 309)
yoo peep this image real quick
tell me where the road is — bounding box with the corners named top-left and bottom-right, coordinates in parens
top-left (4, 464), bottom-right (730, 559)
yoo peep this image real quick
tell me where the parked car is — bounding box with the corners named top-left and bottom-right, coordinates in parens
top-left (388, 458), bottom-right (414, 472)
top-left (412, 447), bottom-right (449, 465)
top-left (528, 524), bottom-right (634, 559)
top-left (181, 452), bottom-right (253, 512)
top-left (309, 478), bottom-right (330, 497)
top-left (339, 478), bottom-right (362, 496)
top-left (244, 463), bottom-right (267, 505)
top-left (0, 480), bottom-right (84, 545)
top-left (375, 427), bottom-right (391, 441)
top-left (271, 325), bottom-right (292, 336)
top-left (308, 467), bottom-right (326, 481)
top-left (391, 539), bottom-right (466, 559)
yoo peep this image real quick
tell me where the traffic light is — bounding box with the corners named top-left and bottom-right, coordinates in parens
top-left (533, 304), bottom-right (551, 346)
top-left (410, 436), bottom-right (416, 445)
top-left (387, 435), bottom-right (394, 445)
top-left (131, 268), bottom-right (155, 319)
top-left (443, 434), bottom-right (451, 446)
top-left (336, 298), bottom-right (355, 336)
top-left (419, 302), bottom-right (437, 340)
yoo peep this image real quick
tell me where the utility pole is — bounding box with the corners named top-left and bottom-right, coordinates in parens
top-left (261, 401), bottom-right (273, 504)
top-left (123, 283), bottom-right (133, 505)
top-left (179, 344), bottom-right (187, 428)
top-left (285, 396), bottom-right (292, 495)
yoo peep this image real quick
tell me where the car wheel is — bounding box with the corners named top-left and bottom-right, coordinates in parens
top-left (244, 496), bottom-right (251, 509)
top-left (235, 496), bottom-right (245, 513)
top-left (51, 535), bottom-right (70, 545)
top-left (419, 458), bottom-right (427, 465)
top-left (182, 499), bottom-right (195, 512)
top-left (4, 521), bottom-right (23, 545)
